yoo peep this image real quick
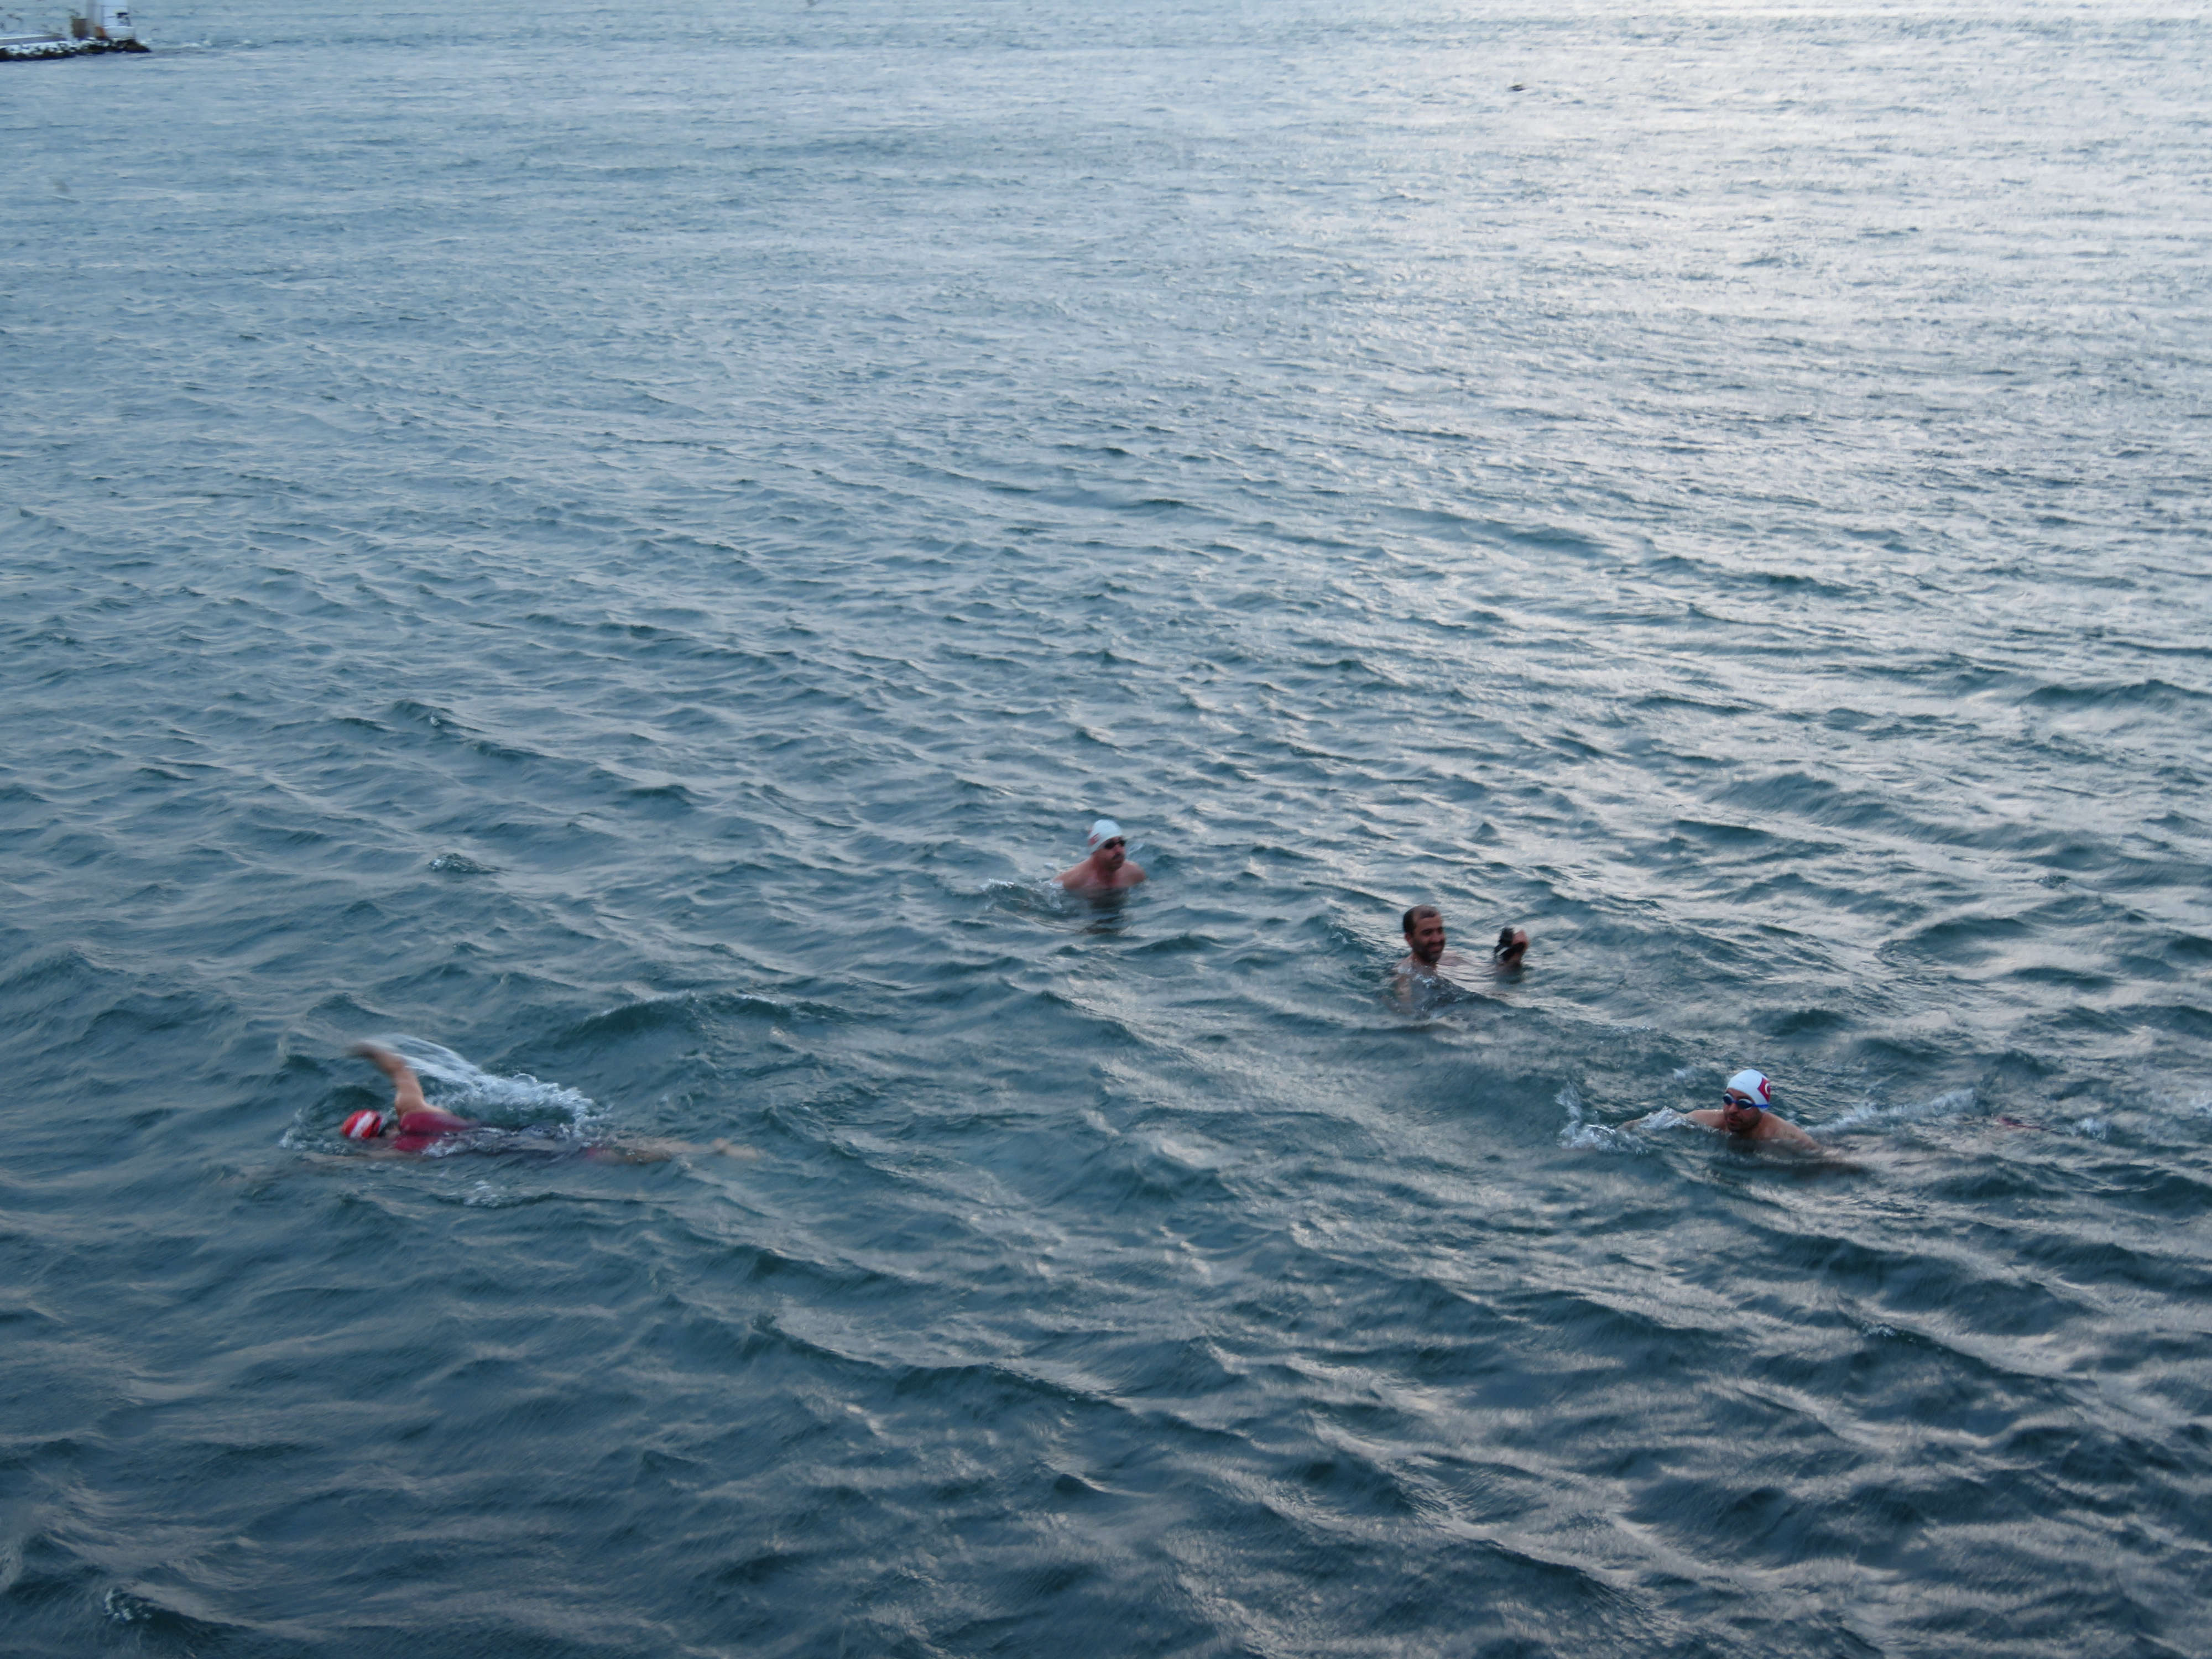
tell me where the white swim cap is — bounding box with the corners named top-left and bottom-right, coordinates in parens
top-left (1087, 818), bottom-right (1124, 849)
top-left (1725, 1069), bottom-right (1772, 1105)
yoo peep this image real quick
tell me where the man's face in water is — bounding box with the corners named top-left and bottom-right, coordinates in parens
top-left (1091, 835), bottom-right (1126, 874)
top-left (1720, 1091), bottom-right (1765, 1135)
top-left (1405, 910), bottom-right (1446, 966)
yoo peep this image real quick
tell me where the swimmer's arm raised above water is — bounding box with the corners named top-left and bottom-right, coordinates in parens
top-left (351, 1041), bottom-right (427, 1115)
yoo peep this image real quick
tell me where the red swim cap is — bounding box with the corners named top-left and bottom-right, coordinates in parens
top-left (342, 1110), bottom-right (385, 1140)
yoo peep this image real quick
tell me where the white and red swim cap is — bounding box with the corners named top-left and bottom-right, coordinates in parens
top-left (1724, 1069), bottom-right (1772, 1105)
top-left (341, 1109), bottom-right (385, 1140)
top-left (1087, 818), bottom-right (1124, 850)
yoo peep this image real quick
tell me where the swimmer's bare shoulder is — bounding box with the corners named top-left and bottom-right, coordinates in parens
top-left (1624, 1107), bottom-right (1824, 1150)
top-left (1756, 1113), bottom-right (1820, 1149)
top-left (1056, 860), bottom-right (1146, 890)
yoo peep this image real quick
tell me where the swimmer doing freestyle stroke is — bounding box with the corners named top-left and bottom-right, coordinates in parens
top-left (343, 1044), bottom-right (742, 1162)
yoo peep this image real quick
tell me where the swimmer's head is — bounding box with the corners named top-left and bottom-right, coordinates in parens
top-left (1402, 905), bottom-right (1445, 966)
top-left (1087, 818), bottom-right (1127, 870)
top-left (1493, 927), bottom-right (1529, 965)
top-left (1720, 1070), bottom-right (1771, 1131)
top-left (341, 1109), bottom-right (386, 1141)
top-left (1724, 1069), bottom-right (1772, 1106)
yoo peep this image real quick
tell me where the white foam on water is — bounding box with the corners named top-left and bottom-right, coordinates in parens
top-left (1144, 1130), bottom-right (1228, 1171)
top-left (370, 1036), bottom-right (599, 1133)
top-left (427, 851), bottom-right (498, 874)
top-left (1817, 1087), bottom-right (1978, 1139)
top-left (1638, 1106), bottom-right (1695, 1133)
top-left (1557, 1084), bottom-right (1647, 1154)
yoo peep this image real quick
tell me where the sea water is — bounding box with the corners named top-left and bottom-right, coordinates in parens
top-left (4, 3), bottom-right (2210, 1654)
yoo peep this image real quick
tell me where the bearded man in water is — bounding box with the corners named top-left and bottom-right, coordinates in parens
top-left (1397, 906), bottom-right (1464, 984)
top-left (1395, 907), bottom-right (1531, 1006)
top-left (342, 1044), bottom-right (738, 1162)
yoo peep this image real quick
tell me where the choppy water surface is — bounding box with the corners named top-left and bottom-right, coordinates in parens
top-left (6, 2), bottom-right (2211, 1653)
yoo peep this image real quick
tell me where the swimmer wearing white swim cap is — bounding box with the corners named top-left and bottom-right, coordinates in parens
top-left (1630, 1067), bottom-right (1819, 1147)
top-left (1056, 818), bottom-right (1147, 892)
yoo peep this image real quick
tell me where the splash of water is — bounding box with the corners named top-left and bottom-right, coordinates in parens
top-left (1817, 1087), bottom-right (1978, 1139)
top-left (366, 1036), bottom-right (600, 1134)
top-left (1557, 1084), bottom-right (1647, 1153)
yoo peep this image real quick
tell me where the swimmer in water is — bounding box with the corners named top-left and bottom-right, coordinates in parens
top-left (1396, 907), bottom-right (1531, 1006)
top-left (1397, 905), bottom-right (1464, 986)
top-left (1630, 1068), bottom-right (1819, 1149)
top-left (1056, 818), bottom-right (1147, 892)
top-left (342, 1044), bottom-right (742, 1162)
